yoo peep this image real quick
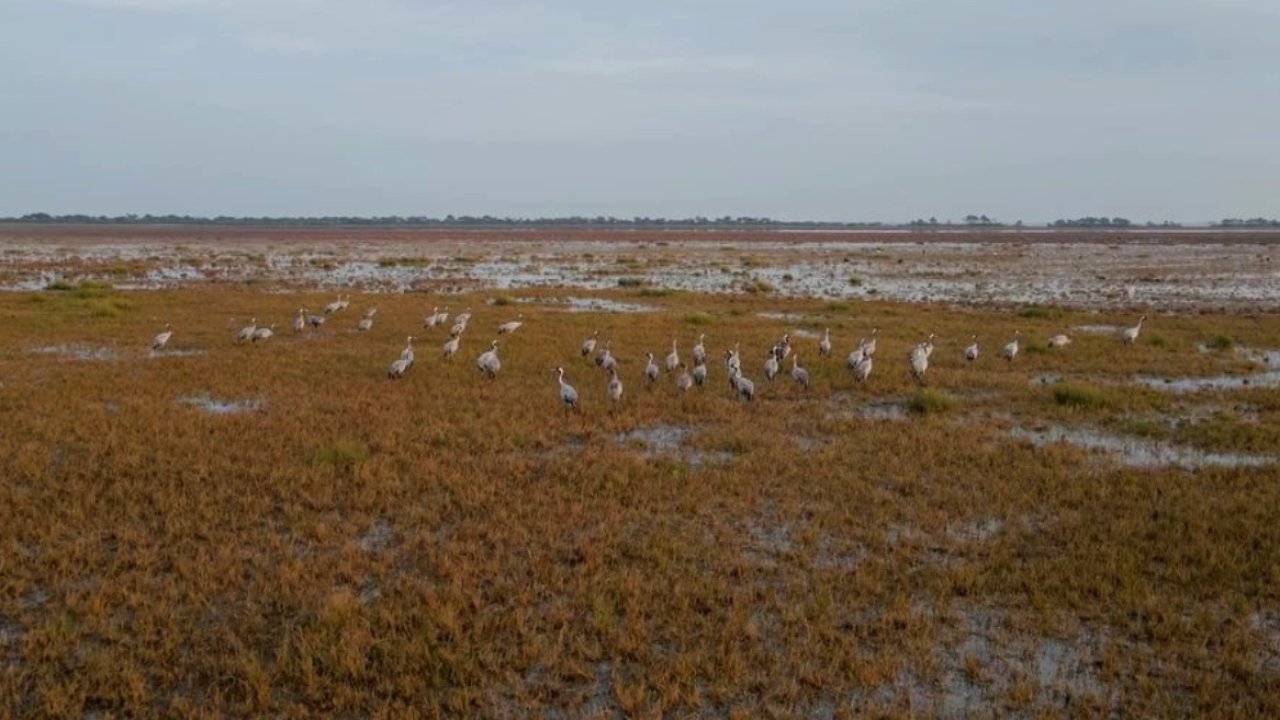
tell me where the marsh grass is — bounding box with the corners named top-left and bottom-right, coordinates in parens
top-left (907, 389), bottom-right (956, 414)
top-left (1052, 382), bottom-right (1116, 409)
top-left (0, 284), bottom-right (1277, 717)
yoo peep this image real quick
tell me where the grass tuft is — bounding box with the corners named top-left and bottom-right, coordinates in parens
top-left (1204, 334), bottom-right (1235, 351)
top-left (1018, 305), bottom-right (1062, 319)
top-left (1052, 382), bottom-right (1115, 409)
top-left (313, 439), bottom-right (369, 476)
top-left (907, 389), bottom-right (955, 414)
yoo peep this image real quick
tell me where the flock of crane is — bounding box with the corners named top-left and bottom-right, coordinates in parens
top-left (148, 296), bottom-right (1149, 410)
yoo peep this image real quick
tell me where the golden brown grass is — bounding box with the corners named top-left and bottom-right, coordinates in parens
top-left (1, 284), bottom-right (1278, 717)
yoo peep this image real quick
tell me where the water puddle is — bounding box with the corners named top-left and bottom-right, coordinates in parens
top-left (27, 344), bottom-right (118, 361)
top-left (148, 349), bottom-right (206, 359)
top-left (615, 424), bottom-right (731, 467)
top-left (560, 297), bottom-right (657, 313)
top-left (1010, 425), bottom-right (1275, 470)
top-left (1134, 347), bottom-right (1280, 392)
top-left (176, 395), bottom-right (264, 415)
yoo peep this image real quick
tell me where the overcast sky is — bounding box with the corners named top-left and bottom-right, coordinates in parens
top-left (2, 0), bottom-right (1278, 222)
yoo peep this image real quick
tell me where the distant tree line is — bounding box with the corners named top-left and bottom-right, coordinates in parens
top-left (1, 212), bottom-right (890, 229)
top-left (0, 212), bottom-right (1265, 229)
top-left (1051, 217), bottom-right (1133, 228)
top-left (1216, 217), bottom-right (1280, 227)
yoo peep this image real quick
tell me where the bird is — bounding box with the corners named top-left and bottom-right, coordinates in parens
top-left (361, 306), bottom-right (378, 320)
top-left (251, 324), bottom-right (276, 342)
top-left (847, 339), bottom-right (867, 369)
top-left (819, 328), bottom-right (832, 358)
top-left (964, 335), bottom-right (979, 362)
top-left (581, 330), bottom-right (599, 358)
top-left (476, 340), bottom-right (501, 379)
top-left (863, 328), bottom-right (880, 357)
top-left (691, 334), bottom-right (707, 366)
top-left (324, 295), bottom-right (343, 314)
top-left (399, 336), bottom-right (416, 364)
top-left (676, 365), bottom-right (693, 392)
top-left (450, 320), bottom-right (467, 338)
top-left (292, 309), bottom-right (306, 333)
top-left (436, 306), bottom-right (450, 326)
top-left (599, 343), bottom-right (618, 374)
top-left (909, 344), bottom-right (929, 385)
top-left (771, 333), bottom-right (791, 361)
top-left (726, 343), bottom-right (742, 374)
top-left (1002, 330), bottom-right (1020, 362)
top-left (607, 366), bottom-right (624, 404)
top-left (424, 306), bottom-right (448, 328)
top-left (763, 352), bottom-right (779, 381)
top-left (791, 355), bottom-right (810, 390)
top-left (554, 367), bottom-right (578, 411)
top-left (1048, 334), bottom-right (1072, 348)
top-left (151, 323), bottom-right (172, 350)
top-left (307, 313), bottom-right (326, 329)
top-left (357, 311), bottom-right (376, 332)
top-left (665, 338), bottom-right (679, 373)
top-left (337, 294), bottom-right (351, 311)
top-left (855, 351), bottom-right (875, 381)
top-left (497, 314), bottom-right (524, 335)
top-left (387, 357), bottom-right (411, 379)
top-left (1122, 315), bottom-right (1146, 345)
top-left (692, 363), bottom-right (707, 388)
top-left (441, 335), bottom-right (460, 359)
top-left (454, 307), bottom-right (473, 325)
top-left (644, 352), bottom-right (659, 385)
top-left (237, 318), bottom-right (257, 343)
top-left (922, 333), bottom-right (936, 359)
top-left (728, 366), bottom-right (755, 401)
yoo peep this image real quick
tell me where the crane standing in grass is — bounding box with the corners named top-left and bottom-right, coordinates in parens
top-left (581, 331), bottom-right (599, 358)
top-left (357, 308), bottom-right (377, 332)
top-left (598, 343), bottom-right (618, 373)
top-left (847, 338), bottom-right (867, 368)
top-left (554, 367), bottom-right (578, 412)
top-left (476, 340), bottom-right (501, 379)
top-left (293, 309), bottom-right (307, 333)
top-left (151, 323), bottom-right (172, 350)
top-left (692, 362), bottom-right (707, 388)
top-left (728, 366), bottom-right (755, 401)
top-left (497, 314), bottom-right (524, 335)
top-left (237, 318), bottom-right (257, 344)
top-left (1122, 315), bottom-right (1146, 344)
top-left (791, 355), bottom-right (810, 390)
top-left (441, 334), bottom-right (460, 359)
top-left (400, 336), bottom-right (416, 364)
top-left (1002, 330), bottom-right (1020, 363)
top-left (676, 365), bottom-right (693, 392)
top-left (964, 335), bottom-right (979, 362)
top-left (909, 341), bottom-right (930, 385)
top-left (763, 351), bottom-right (779, 381)
top-left (251, 324), bottom-right (276, 342)
top-left (692, 334), bottom-right (706, 366)
top-left (607, 366), bottom-right (623, 405)
top-left (852, 352), bottom-right (873, 383)
top-left (819, 328), bottom-right (832, 358)
top-left (863, 328), bottom-right (880, 357)
top-left (644, 352), bottom-right (659, 385)
top-left (665, 338), bottom-right (680, 373)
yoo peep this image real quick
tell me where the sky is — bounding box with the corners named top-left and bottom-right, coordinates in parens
top-left (1, 0), bottom-right (1278, 222)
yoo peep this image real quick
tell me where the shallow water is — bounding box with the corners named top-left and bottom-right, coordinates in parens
top-left (176, 395), bottom-right (264, 415)
top-left (27, 344), bottom-right (117, 361)
top-left (1011, 425), bottom-right (1275, 470)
